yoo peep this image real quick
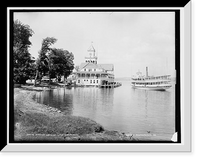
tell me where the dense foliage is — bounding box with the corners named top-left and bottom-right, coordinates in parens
top-left (35, 37), bottom-right (74, 85)
top-left (13, 20), bottom-right (35, 84)
top-left (13, 20), bottom-right (74, 85)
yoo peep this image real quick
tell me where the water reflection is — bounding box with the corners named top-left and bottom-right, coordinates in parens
top-left (34, 81), bottom-right (175, 137)
top-left (72, 87), bottom-right (114, 121)
top-left (130, 88), bottom-right (175, 134)
top-left (100, 89), bottom-right (114, 116)
top-left (35, 88), bottom-right (74, 115)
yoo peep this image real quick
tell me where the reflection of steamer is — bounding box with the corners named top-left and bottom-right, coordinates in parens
top-left (131, 67), bottom-right (172, 91)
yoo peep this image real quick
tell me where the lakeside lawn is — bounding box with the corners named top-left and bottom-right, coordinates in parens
top-left (14, 87), bottom-right (139, 142)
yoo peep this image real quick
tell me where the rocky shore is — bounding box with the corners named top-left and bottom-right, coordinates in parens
top-left (14, 87), bottom-right (140, 142)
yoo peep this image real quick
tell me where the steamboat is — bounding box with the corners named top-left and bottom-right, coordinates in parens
top-left (131, 67), bottom-right (172, 91)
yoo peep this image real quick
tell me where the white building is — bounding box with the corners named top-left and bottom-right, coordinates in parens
top-left (74, 44), bottom-right (114, 86)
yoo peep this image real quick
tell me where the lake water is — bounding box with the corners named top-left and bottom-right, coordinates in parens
top-left (34, 80), bottom-right (175, 140)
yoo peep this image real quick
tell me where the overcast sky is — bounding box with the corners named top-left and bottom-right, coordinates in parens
top-left (14, 11), bottom-right (175, 78)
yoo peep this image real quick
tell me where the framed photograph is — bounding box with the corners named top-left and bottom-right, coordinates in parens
top-left (2, 1), bottom-right (191, 152)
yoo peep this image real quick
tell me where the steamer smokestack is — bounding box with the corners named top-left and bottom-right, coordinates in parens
top-left (146, 67), bottom-right (148, 77)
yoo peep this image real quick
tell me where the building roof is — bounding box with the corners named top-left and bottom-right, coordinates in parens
top-left (85, 56), bottom-right (97, 59)
top-left (79, 63), bottom-right (114, 71)
top-left (98, 64), bottom-right (114, 71)
top-left (86, 63), bottom-right (102, 69)
top-left (79, 62), bottom-right (89, 70)
top-left (74, 71), bottom-right (110, 75)
top-left (87, 44), bottom-right (95, 52)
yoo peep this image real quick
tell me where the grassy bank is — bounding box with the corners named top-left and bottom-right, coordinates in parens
top-left (14, 87), bottom-right (139, 142)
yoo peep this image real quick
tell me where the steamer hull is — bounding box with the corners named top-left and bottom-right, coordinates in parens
top-left (131, 84), bottom-right (172, 91)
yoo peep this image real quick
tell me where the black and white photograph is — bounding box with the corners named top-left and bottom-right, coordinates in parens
top-left (3, 3), bottom-right (192, 152)
top-left (11, 10), bottom-right (179, 142)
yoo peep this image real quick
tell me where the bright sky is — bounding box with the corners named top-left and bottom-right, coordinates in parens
top-left (14, 11), bottom-right (175, 78)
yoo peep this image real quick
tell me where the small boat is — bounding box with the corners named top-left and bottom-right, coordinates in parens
top-left (131, 67), bottom-right (172, 91)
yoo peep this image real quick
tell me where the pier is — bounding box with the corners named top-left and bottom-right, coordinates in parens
top-left (99, 82), bottom-right (122, 88)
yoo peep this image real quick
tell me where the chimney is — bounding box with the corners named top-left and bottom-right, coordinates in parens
top-left (146, 67), bottom-right (148, 77)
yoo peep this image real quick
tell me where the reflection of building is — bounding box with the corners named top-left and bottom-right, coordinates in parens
top-left (73, 87), bottom-right (114, 118)
top-left (74, 44), bottom-right (114, 86)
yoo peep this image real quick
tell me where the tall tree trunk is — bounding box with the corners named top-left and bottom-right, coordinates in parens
top-left (48, 59), bottom-right (51, 86)
top-left (64, 74), bottom-right (66, 85)
top-left (34, 70), bottom-right (39, 86)
top-left (49, 70), bottom-right (51, 86)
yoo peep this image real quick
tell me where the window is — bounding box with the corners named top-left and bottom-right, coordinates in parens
top-left (78, 80), bottom-right (80, 83)
top-left (84, 69), bottom-right (86, 71)
top-left (93, 80), bottom-right (95, 83)
top-left (96, 80), bottom-right (98, 83)
top-left (90, 80), bottom-right (92, 83)
top-left (94, 69), bottom-right (96, 71)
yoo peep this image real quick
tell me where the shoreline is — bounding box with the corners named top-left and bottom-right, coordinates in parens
top-left (14, 86), bottom-right (171, 142)
top-left (14, 86), bottom-right (138, 142)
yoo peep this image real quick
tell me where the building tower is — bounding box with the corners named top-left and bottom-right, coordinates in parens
top-left (85, 43), bottom-right (98, 64)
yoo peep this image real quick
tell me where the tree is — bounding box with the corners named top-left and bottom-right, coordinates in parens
top-left (35, 37), bottom-right (74, 85)
top-left (13, 20), bottom-right (35, 84)
top-left (50, 48), bottom-right (74, 83)
top-left (34, 37), bottom-right (57, 86)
